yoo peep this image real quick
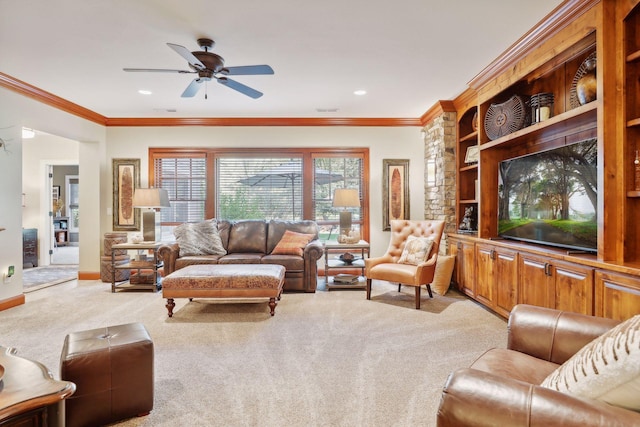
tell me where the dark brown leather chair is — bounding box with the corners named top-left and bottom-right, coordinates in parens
top-left (437, 304), bottom-right (640, 426)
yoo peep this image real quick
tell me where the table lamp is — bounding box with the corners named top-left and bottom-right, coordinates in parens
top-left (132, 188), bottom-right (170, 242)
top-left (333, 188), bottom-right (360, 236)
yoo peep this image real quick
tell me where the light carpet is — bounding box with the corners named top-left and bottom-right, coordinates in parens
top-left (0, 279), bottom-right (507, 427)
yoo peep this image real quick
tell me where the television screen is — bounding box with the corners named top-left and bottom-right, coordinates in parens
top-left (498, 138), bottom-right (597, 253)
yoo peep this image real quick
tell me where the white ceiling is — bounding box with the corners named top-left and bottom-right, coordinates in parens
top-left (1, 0), bottom-right (563, 119)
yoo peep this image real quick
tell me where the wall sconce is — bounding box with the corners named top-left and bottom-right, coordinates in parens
top-left (132, 188), bottom-right (170, 242)
top-left (332, 188), bottom-right (360, 237)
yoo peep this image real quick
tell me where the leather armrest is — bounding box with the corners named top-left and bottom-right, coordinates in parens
top-left (304, 239), bottom-right (323, 262)
top-left (364, 255), bottom-right (393, 274)
top-left (437, 368), bottom-right (640, 427)
top-left (507, 304), bottom-right (620, 364)
top-left (158, 242), bottom-right (180, 276)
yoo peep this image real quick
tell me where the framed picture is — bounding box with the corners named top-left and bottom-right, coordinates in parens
top-left (112, 158), bottom-right (140, 231)
top-left (382, 159), bottom-right (410, 231)
top-left (465, 145), bottom-right (480, 164)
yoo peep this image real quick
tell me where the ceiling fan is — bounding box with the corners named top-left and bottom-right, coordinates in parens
top-left (123, 38), bottom-right (274, 99)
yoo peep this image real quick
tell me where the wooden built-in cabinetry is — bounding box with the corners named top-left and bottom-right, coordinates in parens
top-left (447, 0), bottom-right (640, 321)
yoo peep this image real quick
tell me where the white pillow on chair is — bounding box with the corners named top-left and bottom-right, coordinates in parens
top-left (398, 235), bottom-right (434, 266)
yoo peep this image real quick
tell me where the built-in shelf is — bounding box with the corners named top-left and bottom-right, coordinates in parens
top-left (460, 199), bottom-right (478, 204)
top-left (626, 49), bottom-right (640, 62)
top-left (627, 118), bottom-right (640, 127)
top-left (459, 131), bottom-right (478, 143)
top-left (460, 164), bottom-right (478, 172)
top-left (480, 102), bottom-right (598, 151)
top-left (628, 191), bottom-right (640, 197)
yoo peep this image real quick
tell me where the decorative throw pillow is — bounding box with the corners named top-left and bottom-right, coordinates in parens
top-left (431, 255), bottom-right (455, 295)
top-left (540, 314), bottom-right (640, 411)
top-left (271, 230), bottom-right (314, 257)
top-left (398, 235), bottom-right (434, 266)
top-left (174, 219), bottom-right (227, 257)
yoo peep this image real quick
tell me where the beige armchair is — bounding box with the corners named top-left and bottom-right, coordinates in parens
top-left (365, 219), bottom-right (445, 309)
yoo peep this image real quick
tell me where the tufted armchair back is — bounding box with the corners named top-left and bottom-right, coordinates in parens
top-left (384, 219), bottom-right (445, 262)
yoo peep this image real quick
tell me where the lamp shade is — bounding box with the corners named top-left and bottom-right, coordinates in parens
top-left (132, 188), bottom-right (170, 208)
top-left (332, 188), bottom-right (360, 208)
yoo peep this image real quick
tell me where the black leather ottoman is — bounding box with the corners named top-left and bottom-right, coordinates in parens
top-left (60, 322), bottom-right (153, 427)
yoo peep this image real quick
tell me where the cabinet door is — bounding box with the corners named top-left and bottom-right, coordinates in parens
top-left (494, 248), bottom-right (518, 318)
top-left (554, 261), bottom-right (593, 315)
top-left (519, 253), bottom-right (554, 309)
top-left (475, 244), bottom-right (495, 308)
top-left (595, 270), bottom-right (640, 320)
top-left (450, 238), bottom-right (476, 297)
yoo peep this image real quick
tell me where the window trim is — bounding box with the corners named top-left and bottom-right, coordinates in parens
top-left (148, 147), bottom-right (369, 242)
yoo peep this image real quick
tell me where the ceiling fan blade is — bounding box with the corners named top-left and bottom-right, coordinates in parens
top-left (167, 43), bottom-right (206, 70)
top-left (123, 68), bottom-right (195, 74)
top-left (220, 65), bottom-right (274, 76)
top-left (217, 77), bottom-right (263, 99)
top-left (181, 79), bottom-right (203, 97)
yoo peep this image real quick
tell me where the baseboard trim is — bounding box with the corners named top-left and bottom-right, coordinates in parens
top-left (0, 294), bottom-right (25, 312)
top-left (78, 271), bottom-right (100, 280)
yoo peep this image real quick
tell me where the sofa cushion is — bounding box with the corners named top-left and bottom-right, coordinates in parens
top-left (218, 254), bottom-right (264, 264)
top-left (271, 230), bottom-right (314, 257)
top-left (174, 219), bottom-right (226, 257)
top-left (398, 235), bottom-right (434, 265)
top-left (540, 314), bottom-right (640, 411)
top-left (175, 255), bottom-right (221, 270)
top-left (227, 220), bottom-right (268, 253)
top-left (261, 254), bottom-right (305, 271)
top-left (266, 220), bottom-right (318, 254)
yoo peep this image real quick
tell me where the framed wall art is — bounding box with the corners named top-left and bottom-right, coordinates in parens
top-left (382, 159), bottom-right (410, 231)
top-left (465, 145), bottom-right (480, 164)
top-left (112, 158), bottom-right (140, 231)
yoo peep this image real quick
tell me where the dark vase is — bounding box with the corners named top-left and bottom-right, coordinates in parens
top-left (576, 58), bottom-right (597, 105)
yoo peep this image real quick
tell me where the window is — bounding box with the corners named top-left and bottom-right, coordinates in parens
top-left (149, 148), bottom-right (369, 242)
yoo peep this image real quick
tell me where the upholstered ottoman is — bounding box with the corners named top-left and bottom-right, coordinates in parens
top-left (163, 264), bottom-right (286, 317)
top-left (60, 322), bottom-right (154, 427)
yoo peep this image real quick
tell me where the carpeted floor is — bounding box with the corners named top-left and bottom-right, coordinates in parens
top-left (22, 265), bottom-right (78, 292)
top-left (0, 279), bottom-right (507, 427)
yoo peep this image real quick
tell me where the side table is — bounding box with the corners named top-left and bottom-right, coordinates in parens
top-left (323, 240), bottom-right (370, 290)
top-left (0, 346), bottom-right (75, 426)
top-left (111, 242), bottom-right (163, 292)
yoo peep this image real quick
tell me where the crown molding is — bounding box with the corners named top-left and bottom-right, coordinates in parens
top-left (1, 72), bottom-right (420, 127)
top-left (0, 72), bottom-right (107, 125)
top-left (419, 101), bottom-right (456, 126)
top-left (105, 117), bottom-right (421, 127)
top-left (468, 0), bottom-right (599, 90)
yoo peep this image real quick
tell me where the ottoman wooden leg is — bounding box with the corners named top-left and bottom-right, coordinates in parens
top-left (268, 297), bottom-right (277, 316)
top-left (165, 298), bottom-right (175, 317)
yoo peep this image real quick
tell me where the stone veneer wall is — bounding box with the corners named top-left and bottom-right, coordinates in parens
top-left (423, 111), bottom-right (457, 252)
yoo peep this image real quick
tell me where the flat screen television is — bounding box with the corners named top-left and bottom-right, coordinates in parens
top-left (497, 138), bottom-right (597, 253)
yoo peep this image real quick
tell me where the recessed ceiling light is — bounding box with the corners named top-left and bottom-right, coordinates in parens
top-left (138, 90), bottom-right (152, 95)
top-left (353, 89), bottom-right (367, 96)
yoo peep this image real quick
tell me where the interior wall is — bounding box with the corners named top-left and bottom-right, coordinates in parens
top-left (105, 126), bottom-right (426, 256)
top-left (0, 86), bottom-right (106, 303)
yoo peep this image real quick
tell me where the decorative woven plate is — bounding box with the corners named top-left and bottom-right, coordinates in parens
top-left (484, 95), bottom-right (529, 140)
top-left (569, 51), bottom-right (597, 109)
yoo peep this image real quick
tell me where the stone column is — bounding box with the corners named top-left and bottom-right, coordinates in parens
top-left (423, 111), bottom-right (457, 252)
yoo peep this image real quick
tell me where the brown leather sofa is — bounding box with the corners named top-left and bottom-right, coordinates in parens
top-left (158, 219), bottom-right (323, 292)
top-left (437, 304), bottom-right (640, 426)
